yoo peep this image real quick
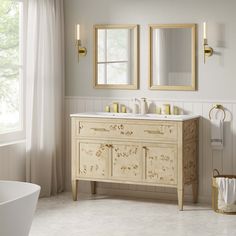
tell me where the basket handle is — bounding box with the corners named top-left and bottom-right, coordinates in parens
top-left (213, 169), bottom-right (220, 177)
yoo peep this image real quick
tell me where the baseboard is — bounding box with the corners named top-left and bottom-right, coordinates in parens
top-left (72, 185), bottom-right (211, 204)
top-left (96, 188), bottom-right (211, 204)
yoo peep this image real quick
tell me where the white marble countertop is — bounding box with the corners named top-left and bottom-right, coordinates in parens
top-left (70, 112), bottom-right (200, 121)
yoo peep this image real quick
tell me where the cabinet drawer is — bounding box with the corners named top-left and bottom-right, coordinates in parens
top-left (77, 121), bottom-right (135, 138)
top-left (76, 120), bottom-right (177, 141)
top-left (138, 124), bottom-right (177, 140)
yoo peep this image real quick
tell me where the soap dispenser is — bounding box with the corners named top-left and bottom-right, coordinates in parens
top-left (140, 98), bottom-right (148, 115)
top-left (132, 98), bottom-right (139, 114)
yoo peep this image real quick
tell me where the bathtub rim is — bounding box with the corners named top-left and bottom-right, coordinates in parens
top-left (0, 180), bottom-right (41, 206)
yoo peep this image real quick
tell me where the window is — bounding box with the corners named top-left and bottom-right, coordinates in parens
top-left (97, 28), bottom-right (131, 84)
top-left (0, 0), bottom-right (24, 143)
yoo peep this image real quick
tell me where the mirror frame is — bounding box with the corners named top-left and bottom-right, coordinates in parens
top-left (93, 24), bottom-right (139, 90)
top-left (149, 24), bottom-right (196, 91)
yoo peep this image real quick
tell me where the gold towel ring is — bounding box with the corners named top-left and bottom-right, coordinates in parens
top-left (209, 104), bottom-right (226, 121)
top-left (213, 169), bottom-right (220, 177)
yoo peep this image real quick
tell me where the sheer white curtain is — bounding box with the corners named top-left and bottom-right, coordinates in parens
top-left (25, 0), bottom-right (64, 196)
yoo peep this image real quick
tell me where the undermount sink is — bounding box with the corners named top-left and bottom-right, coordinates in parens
top-left (71, 112), bottom-right (200, 121)
top-left (144, 114), bottom-right (181, 119)
top-left (92, 112), bottom-right (183, 119)
top-left (92, 112), bottom-right (135, 117)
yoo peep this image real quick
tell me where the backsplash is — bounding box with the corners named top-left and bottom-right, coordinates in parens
top-left (65, 96), bottom-right (236, 203)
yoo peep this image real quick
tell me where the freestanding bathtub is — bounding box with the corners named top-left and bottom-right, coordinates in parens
top-left (0, 181), bottom-right (40, 236)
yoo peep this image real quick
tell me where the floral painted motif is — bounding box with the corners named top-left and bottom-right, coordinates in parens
top-left (146, 147), bottom-right (176, 184)
top-left (112, 145), bottom-right (141, 179)
top-left (79, 143), bottom-right (108, 178)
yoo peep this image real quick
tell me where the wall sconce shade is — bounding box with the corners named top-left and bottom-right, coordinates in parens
top-left (76, 24), bottom-right (80, 40)
top-left (203, 22), bottom-right (214, 63)
top-left (76, 24), bottom-right (87, 58)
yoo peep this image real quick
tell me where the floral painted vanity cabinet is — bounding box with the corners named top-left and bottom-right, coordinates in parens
top-left (71, 113), bottom-right (199, 210)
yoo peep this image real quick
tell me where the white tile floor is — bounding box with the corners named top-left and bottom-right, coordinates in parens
top-left (29, 192), bottom-right (236, 236)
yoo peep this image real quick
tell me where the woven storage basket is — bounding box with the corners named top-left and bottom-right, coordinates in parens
top-left (212, 169), bottom-right (236, 214)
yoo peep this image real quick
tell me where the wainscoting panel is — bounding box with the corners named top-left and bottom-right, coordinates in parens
top-left (65, 97), bottom-right (236, 203)
top-left (0, 141), bottom-right (26, 181)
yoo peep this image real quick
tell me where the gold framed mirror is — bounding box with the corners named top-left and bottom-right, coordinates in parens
top-left (94, 24), bottom-right (139, 89)
top-left (149, 24), bottom-right (196, 91)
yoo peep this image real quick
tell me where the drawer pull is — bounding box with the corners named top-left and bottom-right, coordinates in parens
top-left (144, 130), bottom-right (164, 135)
top-left (105, 144), bottom-right (113, 148)
top-left (91, 128), bottom-right (109, 132)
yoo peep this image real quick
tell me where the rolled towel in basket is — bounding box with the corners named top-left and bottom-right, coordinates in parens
top-left (216, 177), bottom-right (236, 205)
top-left (211, 119), bottom-right (223, 149)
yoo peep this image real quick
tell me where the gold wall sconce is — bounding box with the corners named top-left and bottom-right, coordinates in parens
top-left (203, 22), bottom-right (213, 63)
top-left (76, 24), bottom-right (87, 57)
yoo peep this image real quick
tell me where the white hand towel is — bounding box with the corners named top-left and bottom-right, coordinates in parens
top-left (211, 119), bottom-right (223, 149)
top-left (216, 177), bottom-right (236, 205)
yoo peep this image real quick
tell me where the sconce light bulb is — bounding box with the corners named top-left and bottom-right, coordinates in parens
top-left (76, 24), bottom-right (80, 40)
top-left (203, 22), bottom-right (207, 40)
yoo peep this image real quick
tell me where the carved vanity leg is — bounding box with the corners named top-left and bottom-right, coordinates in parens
top-left (192, 182), bottom-right (198, 203)
top-left (91, 181), bottom-right (96, 194)
top-left (177, 188), bottom-right (184, 211)
top-left (72, 179), bottom-right (78, 201)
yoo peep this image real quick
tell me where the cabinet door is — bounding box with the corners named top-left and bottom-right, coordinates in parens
top-left (111, 142), bottom-right (142, 181)
top-left (144, 144), bottom-right (177, 185)
top-left (77, 140), bottom-right (109, 179)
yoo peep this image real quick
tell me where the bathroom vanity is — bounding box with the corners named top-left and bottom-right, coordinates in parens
top-left (71, 112), bottom-right (199, 210)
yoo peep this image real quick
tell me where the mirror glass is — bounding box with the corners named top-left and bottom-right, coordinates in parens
top-left (149, 24), bottom-right (196, 90)
top-left (94, 25), bottom-right (139, 89)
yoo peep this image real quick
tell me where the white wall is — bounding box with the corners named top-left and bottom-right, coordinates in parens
top-left (64, 0), bottom-right (236, 100)
top-left (63, 0), bottom-right (236, 202)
